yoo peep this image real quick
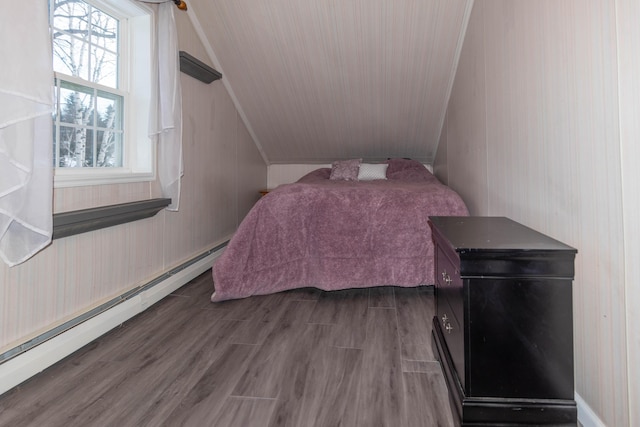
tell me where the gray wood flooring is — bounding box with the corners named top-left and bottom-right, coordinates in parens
top-left (0, 271), bottom-right (454, 427)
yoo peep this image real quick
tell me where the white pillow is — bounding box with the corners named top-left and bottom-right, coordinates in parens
top-left (358, 163), bottom-right (388, 181)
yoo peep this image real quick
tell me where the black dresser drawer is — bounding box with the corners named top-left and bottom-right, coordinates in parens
top-left (435, 295), bottom-right (465, 389)
top-left (435, 245), bottom-right (465, 388)
top-left (435, 246), bottom-right (463, 317)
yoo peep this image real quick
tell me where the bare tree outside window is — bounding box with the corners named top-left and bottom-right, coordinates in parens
top-left (50, 0), bottom-right (124, 168)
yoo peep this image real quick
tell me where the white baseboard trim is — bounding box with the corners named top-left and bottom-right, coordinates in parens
top-left (576, 392), bottom-right (607, 427)
top-left (0, 246), bottom-right (225, 396)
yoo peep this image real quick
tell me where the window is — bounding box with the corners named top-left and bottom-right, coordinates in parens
top-left (50, 0), bottom-right (153, 187)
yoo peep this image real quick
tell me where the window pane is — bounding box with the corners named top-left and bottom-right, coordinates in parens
top-left (59, 82), bottom-right (93, 125)
top-left (58, 125), bottom-right (82, 167)
top-left (96, 91), bottom-right (123, 131)
top-left (91, 48), bottom-right (118, 88)
top-left (90, 7), bottom-right (118, 51)
top-left (57, 127), bottom-right (71, 168)
top-left (96, 91), bottom-right (124, 167)
top-left (97, 130), bottom-right (123, 167)
top-left (90, 7), bottom-right (118, 87)
top-left (52, 0), bottom-right (91, 80)
top-left (53, 33), bottom-right (90, 80)
top-left (52, 0), bottom-right (90, 30)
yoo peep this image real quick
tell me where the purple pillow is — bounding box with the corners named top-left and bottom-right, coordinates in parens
top-left (385, 158), bottom-right (426, 175)
top-left (330, 158), bottom-right (361, 181)
top-left (386, 158), bottom-right (436, 181)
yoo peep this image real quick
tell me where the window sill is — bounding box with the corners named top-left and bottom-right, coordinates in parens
top-left (52, 198), bottom-right (171, 239)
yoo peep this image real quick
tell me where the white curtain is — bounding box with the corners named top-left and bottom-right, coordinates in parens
top-left (150, 2), bottom-right (183, 211)
top-left (0, 2), bottom-right (54, 266)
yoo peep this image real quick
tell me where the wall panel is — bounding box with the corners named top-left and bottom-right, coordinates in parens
top-left (616, 0), bottom-right (640, 425)
top-left (53, 182), bottom-right (151, 213)
top-left (237, 118), bottom-right (267, 223)
top-left (442, 1), bottom-right (488, 215)
top-left (438, 1), bottom-right (632, 425)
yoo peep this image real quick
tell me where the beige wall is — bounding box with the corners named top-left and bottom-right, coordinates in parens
top-left (0, 11), bottom-right (266, 354)
top-left (617, 0), bottom-right (640, 425)
top-left (436, 1), bottom-right (639, 425)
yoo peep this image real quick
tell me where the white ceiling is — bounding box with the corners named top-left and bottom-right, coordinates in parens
top-left (187, 0), bottom-right (474, 165)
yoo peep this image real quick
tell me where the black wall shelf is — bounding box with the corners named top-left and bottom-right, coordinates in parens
top-left (53, 198), bottom-right (171, 239)
top-left (179, 51), bottom-right (222, 84)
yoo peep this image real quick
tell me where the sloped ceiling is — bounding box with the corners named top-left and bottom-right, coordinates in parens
top-left (187, 0), bottom-right (473, 164)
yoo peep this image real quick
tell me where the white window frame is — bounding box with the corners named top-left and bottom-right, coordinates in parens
top-left (52, 0), bottom-right (155, 188)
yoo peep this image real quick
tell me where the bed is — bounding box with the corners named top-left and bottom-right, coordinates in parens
top-left (211, 158), bottom-right (469, 302)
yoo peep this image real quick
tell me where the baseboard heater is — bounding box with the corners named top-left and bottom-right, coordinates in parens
top-left (0, 241), bottom-right (228, 395)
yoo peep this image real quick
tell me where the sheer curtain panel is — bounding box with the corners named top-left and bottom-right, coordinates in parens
top-left (149, 2), bottom-right (184, 211)
top-left (0, 2), bottom-right (54, 266)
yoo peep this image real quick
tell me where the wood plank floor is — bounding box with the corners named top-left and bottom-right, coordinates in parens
top-left (0, 271), bottom-right (454, 427)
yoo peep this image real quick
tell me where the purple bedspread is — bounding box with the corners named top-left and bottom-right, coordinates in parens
top-left (211, 162), bottom-right (468, 302)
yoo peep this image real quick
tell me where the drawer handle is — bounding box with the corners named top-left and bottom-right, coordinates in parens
top-left (442, 271), bottom-right (452, 286)
top-left (445, 322), bottom-right (454, 334)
